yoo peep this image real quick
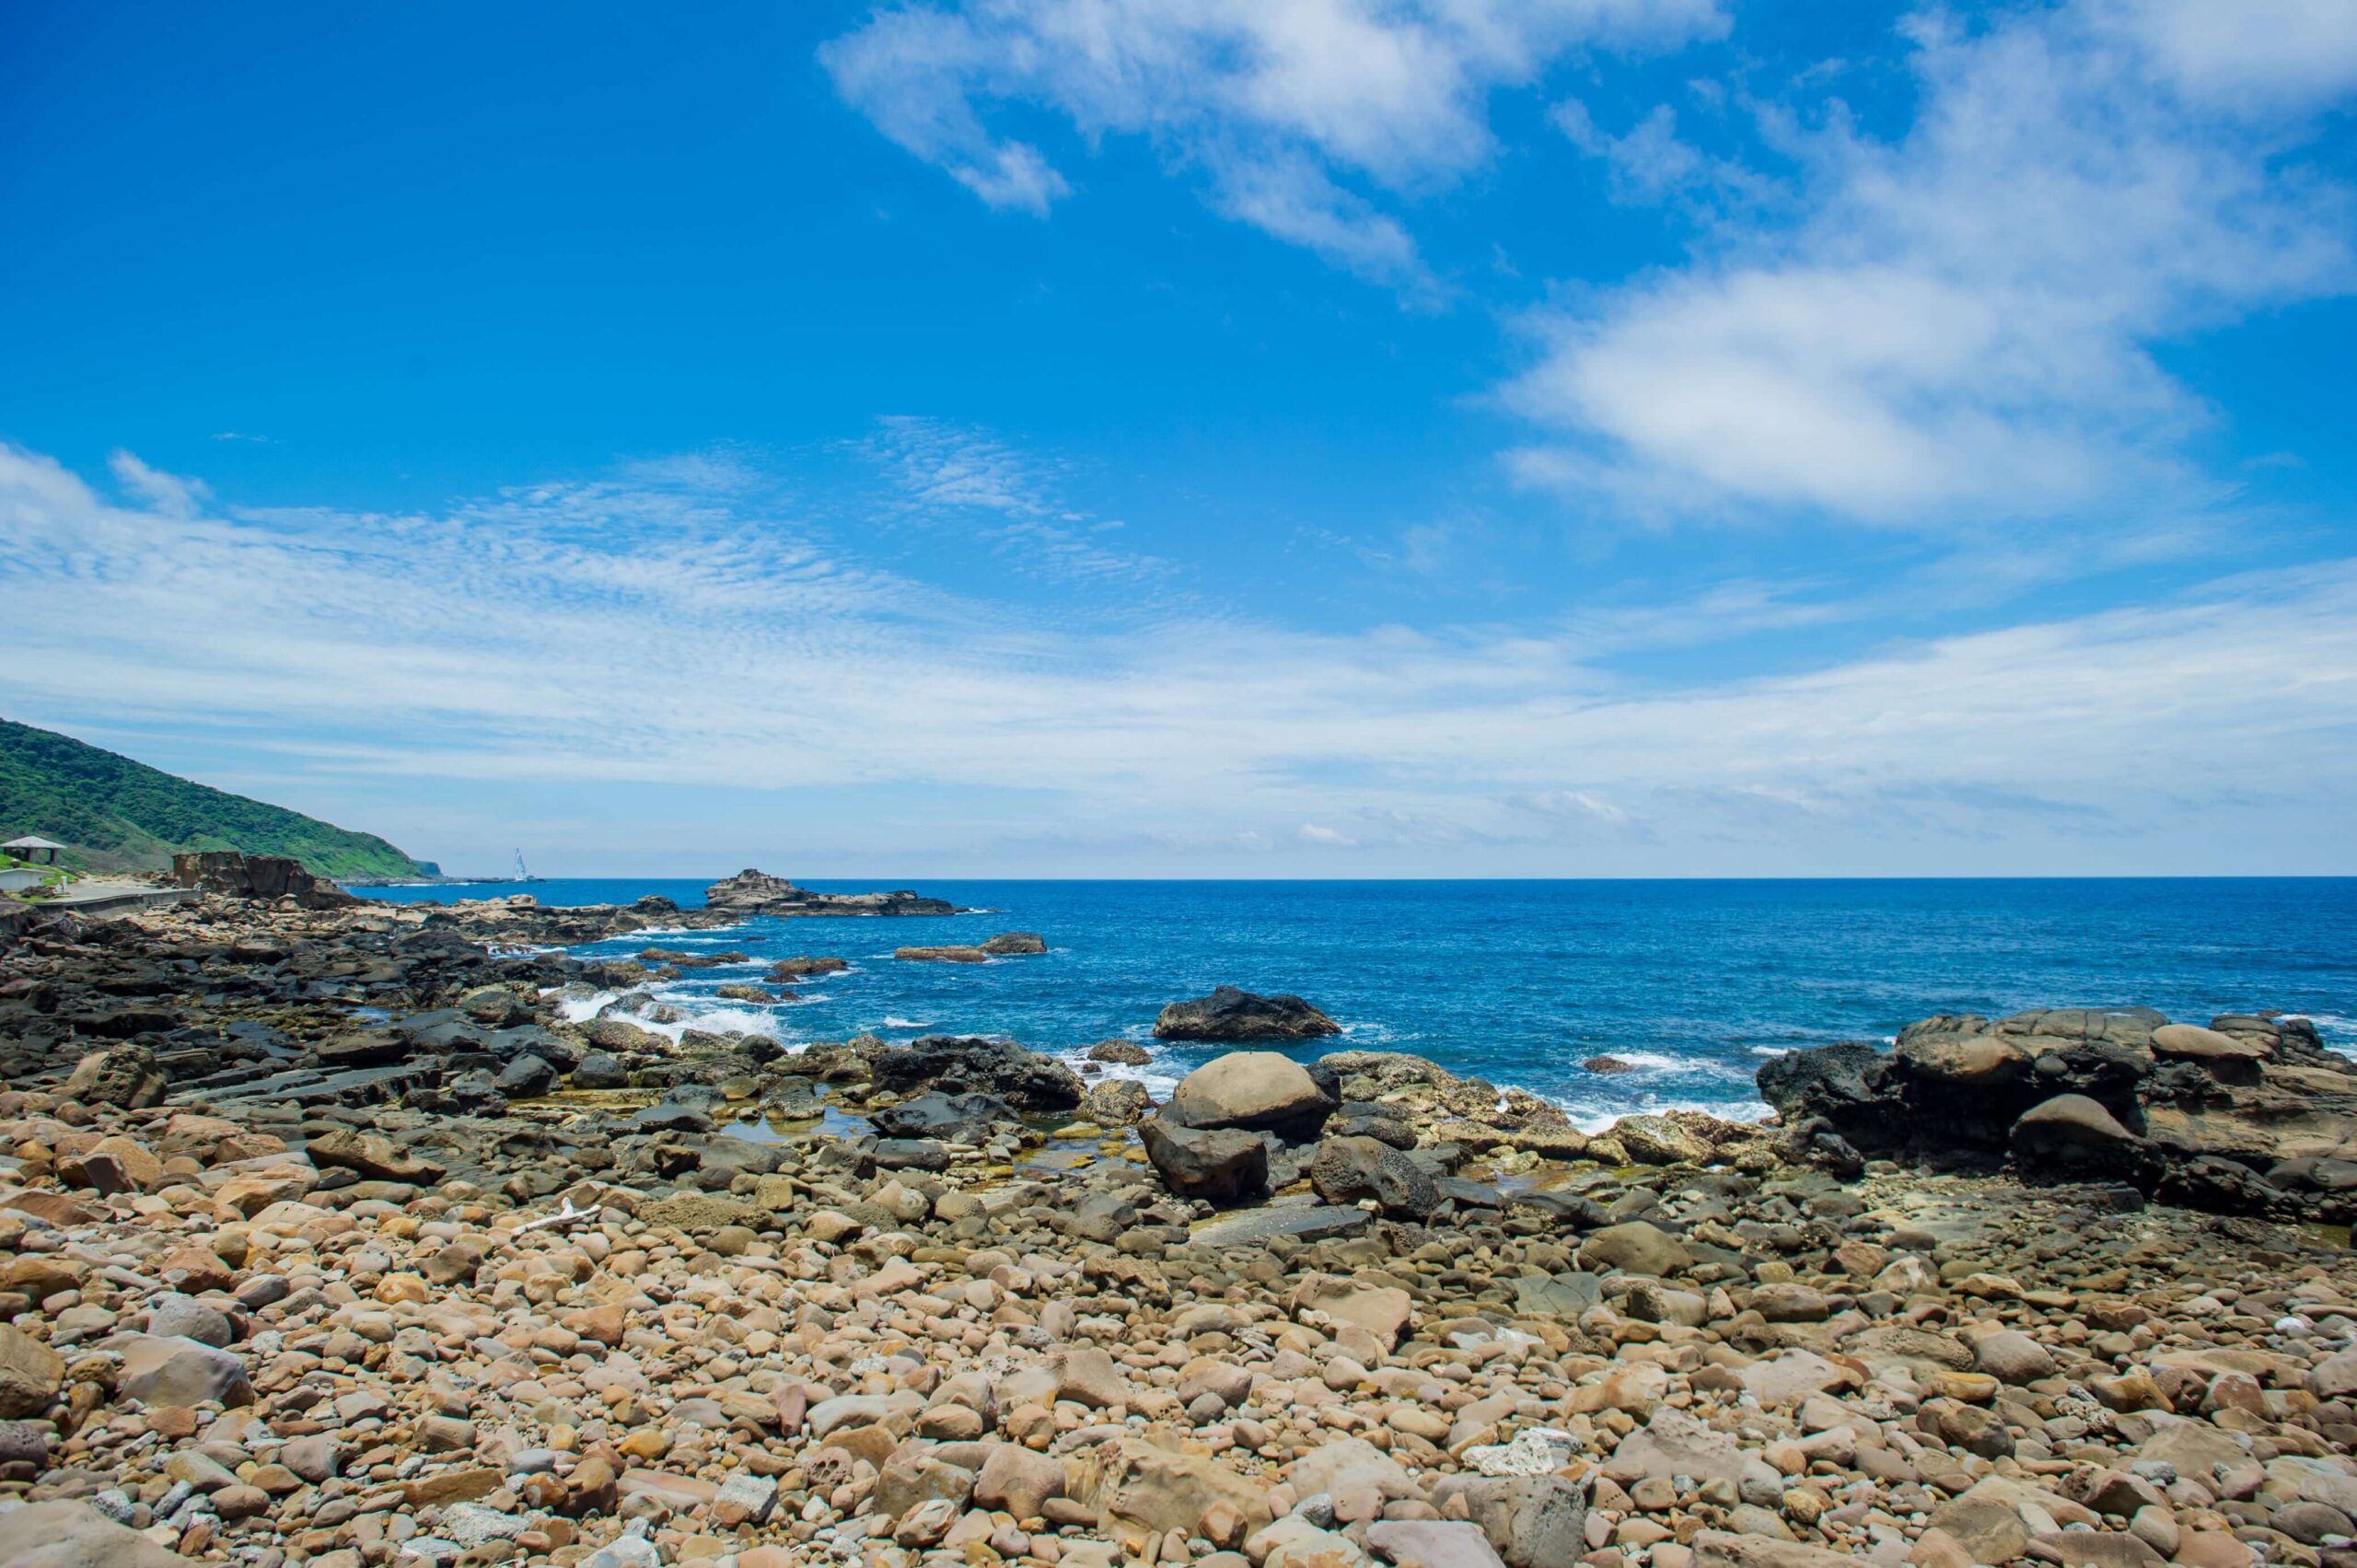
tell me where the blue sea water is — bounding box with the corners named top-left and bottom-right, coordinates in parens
top-left (357, 878), bottom-right (2357, 1126)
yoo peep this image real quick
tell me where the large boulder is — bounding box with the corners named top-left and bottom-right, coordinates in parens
top-left (2011, 1094), bottom-right (2154, 1179)
top-left (869, 1036), bottom-right (1084, 1110)
top-left (1426, 1475), bottom-right (1587, 1568)
top-left (1154, 986), bottom-right (1341, 1042)
top-left (0, 1499), bottom-right (195, 1568)
top-left (1309, 1135), bottom-right (1439, 1218)
top-left (1613, 1114), bottom-right (1712, 1166)
top-left (1078, 1436), bottom-right (1271, 1546)
top-left (1140, 1119), bottom-right (1268, 1204)
top-left (1165, 1052), bottom-right (1334, 1142)
top-left (60, 1044), bottom-right (168, 1109)
top-left (0, 1325), bottom-right (64, 1418)
top-left (1293, 1272), bottom-right (1414, 1349)
top-left (170, 850), bottom-right (353, 909)
top-left (1577, 1222), bottom-right (1692, 1278)
top-left (118, 1334), bottom-right (253, 1408)
top-left (1079, 1078), bottom-right (1153, 1126)
top-left (308, 1128), bottom-right (447, 1186)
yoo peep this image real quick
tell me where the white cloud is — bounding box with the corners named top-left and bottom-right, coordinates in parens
top-left (1510, 0), bottom-right (2357, 526)
top-left (853, 416), bottom-right (1172, 588)
top-left (3, 441), bottom-right (2353, 871)
top-left (2098, 0), bottom-right (2357, 104)
top-left (820, 0), bottom-right (1726, 291)
top-left (107, 450), bottom-right (210, 518)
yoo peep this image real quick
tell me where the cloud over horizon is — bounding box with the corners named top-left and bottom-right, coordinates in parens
top-left (3, 438), bottom-right (2351, 874)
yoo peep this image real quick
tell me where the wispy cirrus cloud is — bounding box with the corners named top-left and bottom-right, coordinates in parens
top-left (853, 415), bottom-right (1173, 589)
top-left (1506, 0), bottom-right (2357, 528)
top-left (2, 439), bottom-right (2353, 871)
top-left (819, 0), bottom-right (1728, 295)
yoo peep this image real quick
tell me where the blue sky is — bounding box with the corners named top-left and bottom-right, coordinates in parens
top-left (3, 0), bottom-right (2355, 877)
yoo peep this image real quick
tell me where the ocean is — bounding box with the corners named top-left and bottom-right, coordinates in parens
top-left (355, 877), bottom-right (2357, 1128)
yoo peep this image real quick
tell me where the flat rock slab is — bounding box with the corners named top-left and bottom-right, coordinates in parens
top-left (180, 1063), bottom-right (432, 1108)
top-left (1190, 1204), bottom-right (1372, 1249)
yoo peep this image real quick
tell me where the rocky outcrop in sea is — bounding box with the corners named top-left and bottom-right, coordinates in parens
top-left (1153, 986), bottom-right (1342, 1042)
top-left (701, 870), bottom-right (960, 919)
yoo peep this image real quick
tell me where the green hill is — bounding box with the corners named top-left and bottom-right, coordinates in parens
top-left (0, 718), bottom-right (427, 879)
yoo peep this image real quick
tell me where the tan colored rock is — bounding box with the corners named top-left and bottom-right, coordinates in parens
top-left (1167, 1052), bottom-right (1330, 1134)
top-left (1695, 1530), bottom-right (1864, 1568)
top-left (1082, 1437), bottom-right (1271, 1544)
top-left (1614, 1115), bottom-right (1711, 1165)
top-left (0, 1498), bottom-right (192, 1568)
top-left (974, 1444), bottom-right (1065, 1518)
top-left (1293, 1272), bottom-right (1412, 1349)
top-left (0, 1325), bottom-right (64, 1418)
top-left (1577, 1221), bottom-right (1691, 1277)
top-left (214, 1166), bottom-right (318, 1217)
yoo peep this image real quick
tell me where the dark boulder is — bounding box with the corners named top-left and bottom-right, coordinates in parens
top-left (495, 1054), bottom-right (559, 1098)
top-left (1758, 1014), bottom-right (2154, 1161)
top-left (980, 932), bottom-right (1048, 956)
top-left (632, 1101), bottom-right (714, 1134)
top-left (1139, 1118), bottom-right (1269, 1205)
top-left (1153, 986), bottom-right (1341, 1042)
top-left (315, 1030), bottom-right (409, 1068)
top-left (873, 1139), bottom-right (952, 1172)
top-left (571, 1051), bottom-right (627, 1088)
top-left (1329, 1105), bottom-right (1417, 1149)
top-left (1309, 1134), bottom-right (1439, 1218)
top-left (869, 1035), bottom-right (1084, 1110)
top-left (871, 1089), bottom-right (1020, 1144)
top-left (1755, 1041), bottom-right (1891, 1130)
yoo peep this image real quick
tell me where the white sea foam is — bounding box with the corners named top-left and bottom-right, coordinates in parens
top-left (1053, 1042), bottom-right (1184, 1100)
top-left (1587, 1051), bottom-right (1682, 1073)
top-left (635, 1005), bottom-right (783, 1044)
top-left (883, 1016), bottom-right (933, 1029)
top-left (1750, 1045), bottom-right (1794, 1057)
top-left (554, 989), bottom-right (618, 1023)
top-left (1553, 1095), bottom-right (1775, 1135)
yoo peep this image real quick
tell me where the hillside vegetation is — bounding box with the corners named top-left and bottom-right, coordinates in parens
top-left (0, 718), bottom-right (425, 879)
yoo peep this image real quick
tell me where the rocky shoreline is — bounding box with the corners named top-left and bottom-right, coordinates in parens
top-left (1, 873), bottom-right (2354, 1568)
